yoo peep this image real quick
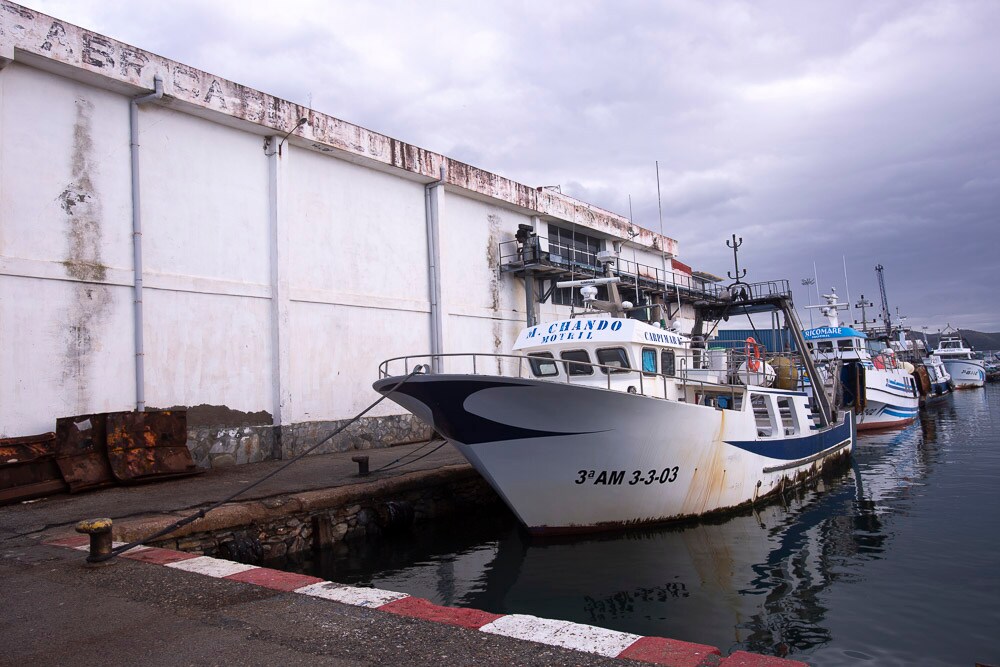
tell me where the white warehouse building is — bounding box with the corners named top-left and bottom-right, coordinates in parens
top-left (0, 2), bottom-right (712, 467)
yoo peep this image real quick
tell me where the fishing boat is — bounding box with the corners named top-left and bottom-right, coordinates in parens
top-left (374, 248), bottom-right (854, 534)
top-left (802, 290), bottom-right (920, 430)
top-left (930, 328), bottom-right (986, 389)
top-left (919, 354), bottom-right (954, 400)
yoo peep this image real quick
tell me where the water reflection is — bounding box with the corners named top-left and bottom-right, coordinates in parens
top-left (278, 391), bottom-right (997, 663)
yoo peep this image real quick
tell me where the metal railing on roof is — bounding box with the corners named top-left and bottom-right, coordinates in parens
top-left (497, 235), bottom-right (720, 298)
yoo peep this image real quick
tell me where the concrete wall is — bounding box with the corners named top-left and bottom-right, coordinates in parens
top-left (0, 1), bottom-right (682, 466)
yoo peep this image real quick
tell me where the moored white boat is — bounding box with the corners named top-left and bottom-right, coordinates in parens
top-left (374, 268), bottom-right (854, 534)
top-left (921, 354), bottom-right (954, 400)
top-left (802, 290), bottom-right (920, 431)
top-left (931, 329), bottom-right (985, 389)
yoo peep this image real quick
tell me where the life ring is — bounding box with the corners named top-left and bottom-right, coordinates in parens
top-left (745, 337), bottom-right (762, 372)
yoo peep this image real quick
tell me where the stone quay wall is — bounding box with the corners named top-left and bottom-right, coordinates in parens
top-left (122, 466), bottom-right (498, 562)
top-left (185, 414), bottom-right (434, 469)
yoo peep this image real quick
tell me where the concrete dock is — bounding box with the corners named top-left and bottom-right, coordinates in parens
top-left (1, 442), bottom-right (805, 666)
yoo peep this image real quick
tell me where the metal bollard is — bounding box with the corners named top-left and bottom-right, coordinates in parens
top-left (351, 455), bottom-right (370, 476)
top-left (76, 517), bottom-right (113, 563)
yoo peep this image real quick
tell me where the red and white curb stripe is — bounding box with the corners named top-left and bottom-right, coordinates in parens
top-left (47, 536), bottom-right (805, 667)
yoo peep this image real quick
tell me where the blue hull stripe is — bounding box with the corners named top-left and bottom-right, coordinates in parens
top-left (724, 415), bottom-right (853, 460)
top-left (883, 408), bottom-right (918, 418)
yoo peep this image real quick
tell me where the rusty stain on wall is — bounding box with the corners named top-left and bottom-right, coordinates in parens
top-left (60, 97), bottom-right (112, 412)
top-left (62, 99), bottom-right (107, 282)
top-left (486, 212), bottom-right (501, 313)
top-left (486, 212), bottom-right (505, 369)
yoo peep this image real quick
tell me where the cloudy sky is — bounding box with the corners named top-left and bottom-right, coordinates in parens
top-left (27, 0), bottom-right (1000, 331)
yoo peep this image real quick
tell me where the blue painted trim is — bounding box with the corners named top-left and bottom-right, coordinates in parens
top-left (724, 415), bottom-right (853, 460)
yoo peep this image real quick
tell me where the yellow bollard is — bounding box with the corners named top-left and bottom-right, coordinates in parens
top-left (75, 517), bottom-right (113, 563)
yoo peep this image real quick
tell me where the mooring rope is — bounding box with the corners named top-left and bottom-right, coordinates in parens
top-left (370, 440), bottom-right (448, 473)
top-left (91, 369), bottom-right (423, 562)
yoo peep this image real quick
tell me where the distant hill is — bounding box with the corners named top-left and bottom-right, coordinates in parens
top-left (924, 330), bottom-right (1000, 352)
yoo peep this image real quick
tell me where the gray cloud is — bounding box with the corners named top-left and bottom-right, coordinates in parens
top-left (29, 0), bottom-right (1000, 329)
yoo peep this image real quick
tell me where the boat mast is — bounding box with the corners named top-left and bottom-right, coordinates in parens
top-left (854, 294), bottom-right (876, 333)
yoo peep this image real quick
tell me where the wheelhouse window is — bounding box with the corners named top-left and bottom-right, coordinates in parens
top-left (560, 349), bottom-right (593, 376)
top-left (776, 397), bottom-right (798, 435)
top-left (750, 393), bottom-right (773, 437)
top-left (817, 341), bottom-right (834, 353)
top-left (597, 347), bottom-right (630, 374)
top-left (837, 339), bottom-right (855, 351)
top-left (528, 352), bottom-right (558, 378)
top-left (661, 349), bottom-right (676, 376)
top-left (641, 348), bottom-right (657, 375)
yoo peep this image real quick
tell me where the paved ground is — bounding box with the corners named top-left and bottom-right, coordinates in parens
top-left (0, 442), bottom-right (800, 666)
top-left (1, 442), bottom-right (645, 666)
top-left (1, 542), bottom-right (654, 667)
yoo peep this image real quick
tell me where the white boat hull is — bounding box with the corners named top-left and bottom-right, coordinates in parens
top-left (857, 370), bottom-right (920, 431)
top-left (942, 358), bottom-right (986, 389)
top-left (922, 356), bottom-right (953, 400)
top-left (375, 374), bottom-right (854, 532)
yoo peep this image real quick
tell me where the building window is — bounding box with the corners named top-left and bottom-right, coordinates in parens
top-left (661, 350), bottom-right (676, 376)
top-left (560, 349), bottom-right (593, 376)
top-left (548, 225), bottom-right (601, 272)
top-left (597, 347), bottom-right (630, 374)
top-left (552, 284), bottom-right (608, 307)
top-left (528, 352), bottom-right (558, 377)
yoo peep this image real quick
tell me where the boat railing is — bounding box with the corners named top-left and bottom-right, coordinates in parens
top-left (378, 352), bottom-right (744, 404)
top-left (692, 339), bottom-right (813, 393)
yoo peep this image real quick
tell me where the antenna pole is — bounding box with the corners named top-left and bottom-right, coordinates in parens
top-left (813, 261), bottom-right (821, 305)
top-left (655, 161), bottom-right (669, 312)
top-left (726, 234), bottom-right (747, 283)
top-left (842, 255), bottom-right (853, 322)
top-left (629, 195), bottom-right (641, 308)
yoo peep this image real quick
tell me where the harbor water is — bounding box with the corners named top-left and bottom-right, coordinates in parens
top-left (273, 386), bottom-right (999, 666)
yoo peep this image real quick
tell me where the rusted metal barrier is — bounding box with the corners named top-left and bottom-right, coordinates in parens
top-left (0, 432), bottom-right (68, 505)
top-left (3, 410), bottom-right (199, 504)
top-left (106, 410), bottom-right (196, 483)
top-left (55, 414), bottom-right (115, 492)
